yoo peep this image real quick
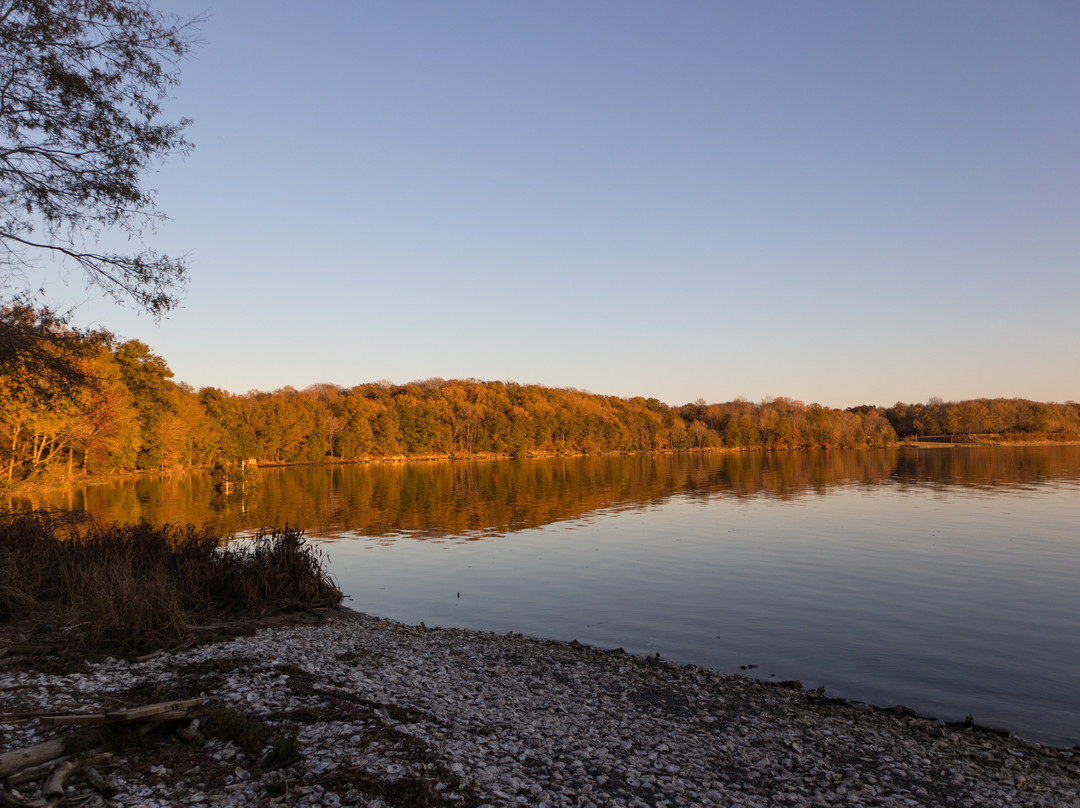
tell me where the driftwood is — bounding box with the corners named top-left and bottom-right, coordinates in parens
top-left (37, 697), bottom-right (205, 727)
top-left (0, 739), bottom-right (66, 779)
top-left (109, 698), bottom-right (204, 721)
top-left (82, 765), bottom-right (114, 797)
top-left (0, 698), bottom-right (202, 807)
top-left (0, 711), bottom-right (71, 722)
top-left (40, 760), bottom-right (77, 799)
top-left (0, 787), bottom-right (50, 807)
top-left (4, 755), bottom-right (70, 786)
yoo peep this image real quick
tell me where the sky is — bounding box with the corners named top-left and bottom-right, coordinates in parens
top-left (31, 1), bottom-right (1080, 408)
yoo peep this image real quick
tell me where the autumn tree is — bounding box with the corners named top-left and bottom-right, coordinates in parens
top-left (72, 347), bottom-right (140, 474)
top-left (337, 392), bottom-right (376, 459)
top-left (0, 304), bottom-right (107, 404)
top-left (113, 339), bottom-right (175, 467)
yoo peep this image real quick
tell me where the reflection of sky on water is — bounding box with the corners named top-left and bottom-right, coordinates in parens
top-left (331, 481), bottom-right (1080, 747)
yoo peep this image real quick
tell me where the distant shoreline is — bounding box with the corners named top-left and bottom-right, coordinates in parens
top-left (896, 439), bottom-right (1080, 448)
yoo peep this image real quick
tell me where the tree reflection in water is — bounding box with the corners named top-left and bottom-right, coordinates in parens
top-left (5, 446), bottom-right (1080, 542)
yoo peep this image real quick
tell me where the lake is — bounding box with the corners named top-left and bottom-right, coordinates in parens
top-left (9, 446), bottom-right (1080, 748)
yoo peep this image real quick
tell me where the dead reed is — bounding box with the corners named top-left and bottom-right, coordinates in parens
top-left (0, 512), bottom-right (342, 653)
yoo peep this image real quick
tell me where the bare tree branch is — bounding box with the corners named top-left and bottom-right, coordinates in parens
top-left (0, 0), bottom-right (201, 392)
top-left (0, 0), bottom-right (201, 307)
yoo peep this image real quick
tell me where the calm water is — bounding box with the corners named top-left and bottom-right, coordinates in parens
top-left (10, 447), bottom-right (1080, 747)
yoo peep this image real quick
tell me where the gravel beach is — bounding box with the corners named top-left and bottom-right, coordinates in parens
top-left (1, 609), bottom-right (1077, 807)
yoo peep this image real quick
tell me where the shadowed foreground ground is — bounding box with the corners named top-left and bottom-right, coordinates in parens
top-left (1, 608), bottom-right (1077, 807)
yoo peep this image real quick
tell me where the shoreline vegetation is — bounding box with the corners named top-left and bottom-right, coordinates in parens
top-left (0, 512), bottom-right (343, 657)
top-left (1, 319), bottom-right (1078, 488)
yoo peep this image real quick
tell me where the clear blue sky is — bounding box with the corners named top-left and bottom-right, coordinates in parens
top-left (44, 1), bottom-right (1080, 408)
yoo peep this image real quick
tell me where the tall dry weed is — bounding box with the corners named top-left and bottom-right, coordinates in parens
top-left (0, 512), bottom-right (341, 653)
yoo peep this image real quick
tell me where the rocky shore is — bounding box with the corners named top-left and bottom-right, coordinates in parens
top-left (1, 609), bottom-right (1076, 807)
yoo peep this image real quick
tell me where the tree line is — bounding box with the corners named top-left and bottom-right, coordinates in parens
top-left (1, 308), bottom-right (1078, 484)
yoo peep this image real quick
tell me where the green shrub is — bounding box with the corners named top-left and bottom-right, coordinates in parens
top-left (261, 729), bottom-right (302, 770)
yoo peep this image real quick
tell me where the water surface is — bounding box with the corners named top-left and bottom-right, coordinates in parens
top-left (10, 447), bottom-right (1080, 747)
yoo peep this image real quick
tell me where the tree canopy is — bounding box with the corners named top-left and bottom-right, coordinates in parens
top-left (1, 321), bottom-right (1078, 484)
top-left (0, 0), bottom-right (199, 390)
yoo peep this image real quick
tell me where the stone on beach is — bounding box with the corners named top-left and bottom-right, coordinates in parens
top-left (0, 610), bottom-right (1076, 807)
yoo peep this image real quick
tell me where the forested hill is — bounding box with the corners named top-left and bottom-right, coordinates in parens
top-left (3, 331), bottom-right (1078, 483)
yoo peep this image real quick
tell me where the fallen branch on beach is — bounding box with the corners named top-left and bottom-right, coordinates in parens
top-left (0, 699), bottom-right (205, 805)
top-left (35, 697), bottom-right (205, 727)
top-left (0, 739), bottom-right (66, 780)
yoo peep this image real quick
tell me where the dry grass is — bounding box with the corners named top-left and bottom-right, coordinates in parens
top-left (0, 512), bottom-right (342, 653)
